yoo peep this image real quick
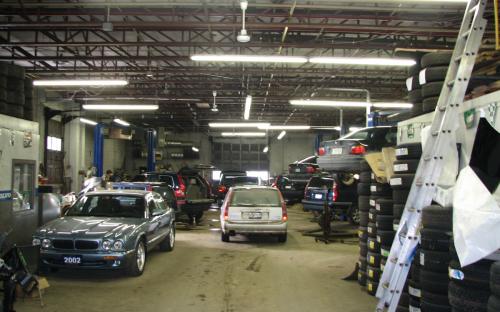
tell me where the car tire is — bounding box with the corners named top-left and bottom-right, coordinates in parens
top-left (393, 204), bottom-right (405, 219)
top-left (360, 171), bottom-right (371, 183)
top-left (377, 230), bottom-right (395, 247)
top-left (420, 269), bottom-right (449, 294)
top-left (420, 228), bottom-right (450, 252)
top-left (221, 232), bottom-right (230, 242)
top-left (375, 198), bottom-right (394, 215)
top-left (127, 240), bottom-right (146, 277)
top-left (360, 211), bottom-right (369, 227)
top-left (360, 241), bottom-right (368, 256)
top-left (420, 250), bottom-right (450, 272)
top-left (449, 259), bottom-right (492, 290)
top-left (376, 215), bottom-right (394, 231)
top-left (488, 296), bottom-right (500, 312)
top-left (420, 52), bottom-right (452, 68)
top-left (420, 66), bottom-right (448, 83)
top-left (393, 159), bottom-right (419, 174)
top-left (370, 183), bottom-right (392, 196)
top-left (390, 174), bottom-right (415, 190)
top-left (367, 251), bottom-right (381, 267)
top-left (159, 224), bottom-right (175, 252)
top-left (420, 300), bottom-right (451, 312)
top-left (422, 205), bottom-right (452, 231)
top-left (448, 280), bottom-right (490, 312)
top-left (367, 265), bottom-right (382, 281)
top-left (367, 237), bottom-right (380, 253)
top-left (358, 226), bottom-right (368, 241)
top-left (423, 96), bottom-right (439, 113)
top-left (357, 182), bottom-right (371, 196)
top-left (358, 269), bottom-right (367, 286)
top-left (367, 279), bottom-right (379, 296)
top-left (369, 209), bottom-right (377, 223)
top-left (360, 160), bottom-right (371, 171)
top-left (359, 195), bottom-right (370, 212)
top-left (367, 222), bottom-right (377, 238)
top-left (393, 189), bottom-right (410, 204)
top-left (278, 233), bottom-right (287, 243)
top-left (347, 205), bottom-right (360, 225)
top-left (422, 81), bottom-right (444, 98)
top-left (194, 211), bottom-right (204, 224)
top-left (395, 143), bottom-right (422, 160)
top-left (490, 262), bottom-right (500, 297)
top-left (408, 89), bottom-right (422, 103)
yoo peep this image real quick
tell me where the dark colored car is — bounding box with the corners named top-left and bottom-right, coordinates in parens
top-left (110, 182), bottom-right (178, 214)
top-left (301, 175), bottom-right (359, 225)
top-left (133, 169), bottom-right (214, 223)
top-left (288, 156), bottom-right (319, 174)
top-left (317, 126), bottom-right (397, 172)
top-left (216, 175), bottom-right (260, 204)
top-left (33, 190), bottom-right (175, 276)
top-left (273, 174), bottom-right (311, 204)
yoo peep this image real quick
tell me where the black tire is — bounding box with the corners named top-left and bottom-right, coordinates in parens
top-left (5, 103), bottom-right (23, 118)
top-left (221, 231), bottom-right (230, 242)
top-left (420, 250), bottom-right (450, 272)
top-left (422, 205), bottom-right (452, 231)
top-left (421, 52), bottom-right (452, 68)
top-left (393, 204), bottom-right (405, 219)
top-left (448, 281), bottom-right (490, 312)
top-left (410, 297), bottom-right (421, 309)
top-left (393, 189), bottom-right (410, 204)
top-left (357, 182), bottom-right (371, 196)
top-left (408, 89), bottom-right (422, 103)
top-left (360, 171), bottom-right (371, 183)
top-left (0, 77), bottom-right (7, 90)
top-left (367, 251), bottom-right (381, 267)
top-left (399, 293), bottom-right (410, 307)
top-left (6, 90), bottom-right (25, 105)
top-left (420, 269), bottom-right (449, 294)
top-left (423, 96), bottom-right (439, 113)
top-left (390, 174), bottom-right (415, 190)
top-left (412, 102), bottom-right (423, 117)
top-left (377, 230), bottom-right (395, 246)
top-left (490, 262), bottom-right (500, 297)
top-left (367, 237), bottom-right (380, 253)
top-left (159, 225), bottom-right (175, 252)
top-left (376, 198), bottom-right (394, 215)
top-left (358, 269), bottom-right (367, 286)
top-left (371, 183), bottom-right (392, 196)
top-left (376, 215), bottom-right (394, 231)
top-left (367, 265), bottom-right (382, 281)
top-left (394, 159), bottom-right (420, 173)
top-left (360, 241), bottom-right (368, 256)
top-left (367, 222), bottom-right (377, 238)
top-left (421, 228), bottom-right (451, 252)
top-left (449, 259), bottom-right (492, 290)
top-left (422, 81), bottom-right (444, 98)
top-left (6, 64), bottom-right (25, 78)
top-left (407, 74), bottom-right (420, 91)
top-left (381, 256), bottom-right (387, 271)
top-left (278, 233), bottom-right (287, 243)
top-left (367, 279), bottom-right (379, 296)
top-left (347, 205), bottom-right (360, 225)
top-left (488, 296), bottom-right (500, 312)
top-left (360, 160), bottom-right (371, 171)
top-left (422, 291), bottom-right (450, 305)
top-left (360, 211), bottom-right (369, 227)
top-left (7, 79), bottom-right (24, 93)
top-left (195, 211), bottom-right (204, 223)
top-left (420, 300), bottom-right (452, 312)
top-left (409, 278), bottom-right (421, 296)
top-left (369, 208), bottom-right (377, 223)
top-left (359, 195), bottom-right (370, 212)
top-left (358, 226), bottom-right (368, 241)
top-left (396, 306), bottom-right (409, 312)
top-left (127, 240), bottom-right (146, 277)
top-left (420, 66), bottom-right (448, 83)
top-left (393, 219), bottom-right (400, 231)
top-left (359, 255), bottom-right (368, 270)
top-left (395, 143), bottom-right (422, 160)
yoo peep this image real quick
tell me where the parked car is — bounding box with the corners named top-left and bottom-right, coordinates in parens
top-left (317, 126), bottom-right (397, 172)
top-left (216, 175), bottom-right (260, 205)
top-left (220, 186), bottom-right (288, 243)
top-left (288, 155), bottom-right (319, 174)
top-left (302, 174), bottom-right (359, 225)
top-left (133, 169), bottom-right (214, 223)
top-left (33, 189), bottom-right (175, 276)
top-left (273, 174), bottom-right (311, 204)
top-left (110, 182), bottom-right (178, 214)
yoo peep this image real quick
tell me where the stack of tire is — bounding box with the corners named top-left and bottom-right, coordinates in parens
top-left (357, 160), bottom-right (372, 288)
top-left (419, 205), bottom-right (452, 312)
top-left (408, 63), bottom-right (424, 117)
top-left (408, 249), bottom-right (422, 312)
top-left (448, 239), bottom-right (493, 312)
top-left (489, 262), bottom-right (500, 311)
top-left (24, 78), bottom-right (34, 120)
top-left (5, 63), bottom-right (25, 119)
top-left (366, 174), bottom-right (392, 296)
top-left (419, 52), bottom-right (452, 114)
top-left (391, 143), bottom-right (423, 230)
top-left (0, 62), bottom-right (6, 115)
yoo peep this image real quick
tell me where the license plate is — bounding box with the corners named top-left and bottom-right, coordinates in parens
top-left (295, 168), bottom-right (301, 172)
top-left (314, 194), bottom-right (323, 199)
top-left (330, 148), bottom-right (342, 155)
top-left (285, 185), bottom-right (292, 189)
top-left (63, 256), bottom-right (82, 265)
top-left (243, 212), bottom-right (263, 220)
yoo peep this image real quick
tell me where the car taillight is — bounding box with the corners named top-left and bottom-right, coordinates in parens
top-left (351, 145), bottom-right (366, 155)
top-left (278, 191), bottom-right (288, 222)
top-left (218, 185), bottom-right (227, 193)
top-left (175, 174), bottom-right (186, 199)
top-left (306, 166), bottom-right (315, 174)
top-left (318, 147), bottom-right (326, 156)
top-left (222, 191), bottom-right (233, 221)
top-left (332, 182), bottom-right (338, 202)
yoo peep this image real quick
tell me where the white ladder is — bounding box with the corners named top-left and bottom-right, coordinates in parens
top-left (375, 1), bottom-right (487, 311)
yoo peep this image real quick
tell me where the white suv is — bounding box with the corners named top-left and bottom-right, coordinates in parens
top-left (220, 186), bottom-right (288, 243)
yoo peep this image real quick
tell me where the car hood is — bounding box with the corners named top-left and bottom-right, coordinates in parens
top-left (36, 217), bottom-right (145, 240)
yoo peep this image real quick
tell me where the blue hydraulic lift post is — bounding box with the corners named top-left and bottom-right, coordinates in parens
top-left (93, 123), bottom-right (104, 177)
top-left (147, 129), bottom-right (156, 172)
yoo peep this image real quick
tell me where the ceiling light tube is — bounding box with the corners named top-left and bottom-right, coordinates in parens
top-left (113, 118), bottom-right (130, 126)
top-left (244, 95), bottom-right (252, 120)
top-left (290, 99), bottom-right (369, 108)
top-left (82, 104), bottom-right (159, 111)
top-left (312, 126), bottom-right (341, 131)
top-left (277, 131), bottom-right (286, 140)
top-left (192, 146), bottom-right (199, 152)
top-left (309, 57), bottom-right (416, 66)
top-left (221, 132), bottom-right (266, 137)
top-left (263, 146), bottom-right (269, 153)
top-left (79, 117), bottom-right (98, 126)
top-left (372, 102), bottom-right (413, 109)
top-left (33, 79), bottom-right (128, 86)
top-left (258, 125), bottom-right (311, 130)
top-left (209, 122), bottom-right (270, 128)
top-left (191, 55), bottom-right (307, 63)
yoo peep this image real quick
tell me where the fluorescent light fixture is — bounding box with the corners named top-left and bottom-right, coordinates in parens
top-left (209, 122), bottom-right (270, 128)
top-left (191, 55), bottom-right (307, 63)
top-left (263, 146), bottom-right (269, 153)
top-left (309, 57), bottom-right (416, 67)
top-left (244, 95), bottom-right (252, 120)
top-left (79, 118), bottom-right (97, 126)
top-left (277, 131), bottom-right (286, 140)
top-left (192, 146), bottom-right (199, 152)
top-left (221, 132), bottom-right (266, 137)
top-left (82, 104), bottom-right (159, 111)
top-left (258, 125), bottom-right (311, 130)
top-left (387, 113), bottom-right (401, 119)
top-left (373, 102), bottom-right (413, 109)
top-left (290, 99), bottom-right (369, 108)
top-left (113, 118), bottom-right (130, 126)
top-left (33, 79), bottom-right (128, 86)
top-left (313, 126), bottom-right (341, 131)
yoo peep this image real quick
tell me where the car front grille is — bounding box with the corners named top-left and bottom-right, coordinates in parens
top-left (52, 239), bottom-right (99, 250)
top-left (52, 239), bottom-right (74, 249)
top-left (75, 240), bottom-right (98, 250)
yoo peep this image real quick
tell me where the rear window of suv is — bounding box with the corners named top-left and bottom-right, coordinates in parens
top-left (307, 177), bottom-right (334, 188)
top-left (230, 189), bottom-right (281, 207)
top-left (222, 176), bottom-right (259, 186)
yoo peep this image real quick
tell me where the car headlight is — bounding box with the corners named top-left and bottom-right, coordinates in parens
top-left (41, 239), bottom-right (51, 249)
top-left (112, 240), bottom-right (124, 251)
top-left (32, 238), bottom-right (41, 246)
top-left (102, 240), bottom-right (113, 251)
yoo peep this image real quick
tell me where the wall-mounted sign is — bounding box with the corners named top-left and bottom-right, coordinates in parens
top-left (0, 190), bottom-right (12, 201)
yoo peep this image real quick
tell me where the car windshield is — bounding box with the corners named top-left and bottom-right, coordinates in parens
top-left (223, 176), bottom-right (259, 186)
top-left (307, 177), bottom-right (334, 188)
top-left (66, 195), bottom-right (145, 218)
top-left (339, 128), bottom-right (370, 140)
top-left (230, 189), bottom-right (281, 207)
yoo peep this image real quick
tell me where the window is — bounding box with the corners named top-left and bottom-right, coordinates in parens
top-left (307, 177), bottom-right (334, 188)
top-left (47, 136), bottom-right (62, 151)
top-left (12, 161), bottom-right (35, 212)
top-left (230, 189), bottom-right (281, 207)
top-left (246, 171), bottom-right (269, 182)
top-left (148, 199), bottom-right (163, 216)
top-left (66, 195), bottom-right (145, 218)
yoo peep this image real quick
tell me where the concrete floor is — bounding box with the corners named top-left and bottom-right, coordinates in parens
top-left (17, 204), bottom-right (376, 312)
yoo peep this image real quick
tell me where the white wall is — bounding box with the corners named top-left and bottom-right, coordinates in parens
top-left (269, 133), bottom-right (317, 176)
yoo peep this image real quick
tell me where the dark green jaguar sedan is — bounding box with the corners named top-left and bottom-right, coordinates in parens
top-left (33, 190), bottom-right (175, 276)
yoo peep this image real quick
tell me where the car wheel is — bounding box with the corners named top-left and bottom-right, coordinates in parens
top-left (221, 231), bottom-right (230, 242)
top-left (127, 240), bottom-right (146, 277)
top-left (194, 212), bottom-right (203, 224)
top-left (159, 224), bottom-right (175, 252)
top-left (348, 205), bottom-right (360, 225)
top-left (278, 233), bottom-right (287, 243)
